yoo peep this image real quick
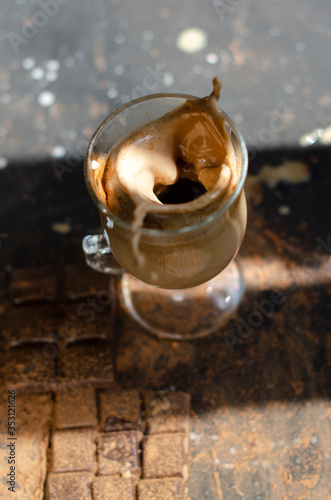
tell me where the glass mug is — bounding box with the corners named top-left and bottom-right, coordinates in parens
top-left (83, 94), bottom-right (248, 339)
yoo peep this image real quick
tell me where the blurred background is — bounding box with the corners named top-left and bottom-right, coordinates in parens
top-left (0, 0), bottom-right (330, 166)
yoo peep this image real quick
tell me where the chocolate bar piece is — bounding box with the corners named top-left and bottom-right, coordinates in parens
top-left (97, 430), bottom-right (142, 477)
top-left (9, 266), bottom-right (58, 304)
top-left (55, 386), bottom-right (98, 429)
top-left (99, 389), bottom-right (143, 432)
top-left (143, 391), bottom-right (190, 434)
top-left (92, 476), bottom-right (135, 500)
top-left (138, 478), bottom-right (186, 499)
top-left (143, 433), bottom-right (188, 479)
top-left (57, 339), bottom-right (115, 387)
top-left (4, 304), bottom-right (59, 346)
top-left (51, 428), bottom-right (95, 473)
top-left (47, 472), bottom-right (92, 500)
top-left (5, 344), bottom-right (57, 393)
top-left (63, 265), bottom-right (112, 300)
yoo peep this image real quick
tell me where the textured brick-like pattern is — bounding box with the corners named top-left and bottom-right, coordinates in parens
top-left (137, 478), bottom-right (186, 499)
top-left (143, 433), bottom-right (188, 479)
top-left (47, 472), bottom-right (92, 500)
top-left (4, 304), bottom-right (59, 346)
top-left (99, 389), bottom-right (143, 432)
top-left (92, 476), bottom-right (135, 500)
top-left (97, 430), bottom-right (142, 477)
top-left (58, 339), bottom-right (115, 387)
top-left (55, 386), bottom-right (98, 429)
top-left (9, 266), bottom-right (59, 304)
top-left (0, 393), bottom-right (52, 500)
top-left (5, 344), bottom-right (57, 393)
top-left (51, 428), bottom-right (95, 473)
top-left (143, 391), bottom-right (190, 434)
top-left (57, 300), bottom-right (110, 342)
top-left (64, 265), bottom-right (112, 300)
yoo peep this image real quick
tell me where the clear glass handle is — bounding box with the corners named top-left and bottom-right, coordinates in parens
top-left (82, 234), bottom-right (123, 275)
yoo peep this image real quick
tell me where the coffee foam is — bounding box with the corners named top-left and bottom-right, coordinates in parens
top-left (91, 78), bottom-right (241, 264)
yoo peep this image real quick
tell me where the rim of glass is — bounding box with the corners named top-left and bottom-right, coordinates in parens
top-left (84, 92), bottom-right (248, 236)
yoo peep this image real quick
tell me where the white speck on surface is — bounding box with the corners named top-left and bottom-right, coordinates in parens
top-left (310, 435), bottom-right (318, 445)
top-left (189, 432), bottom-right (203, 445)
top-left (45, 71), bottom-right (58, 82)
top-left (319, 125), bottom-right (331, 145)
top-left (278, 205), bottom-right (291, 216)
top-left (206, 52), bottom-right (219, 64)
top-left (163, 72), bottom-right (174, 87)
top-left (193, 64), bottom-right (204, 74)
top-left (114, 33), bottom-right (126, 44)
top-left (229, 447), bottom-right (237, 455)
top-left (295, 41), bottom-right (306, 52)
top-left (211, 435), bottom-right (219, 441)
top-left (31, 67), bottom-right (45, 81)
top-left (1, 94), bottom-right (11, 104)
top-left (143, 30), bottom-right (154, 41)
top-left (299, 128), bottom-right (323, 147)
top-left (51, 145), bottom-right (66, 158)
top-left (0, 157), bottom-right (8, 169)
top-left (22, 57), bottom-right (36, 70)
top-left (176, 27), bottom-right (208, 54)
top-left (223, 463), bottom-right (235, 470)
top-left (0, 81), bottom-right (10, 92)
top-left (91, 160), bottom-right (99, 170)
top-left (107, 88), bottom-right (119, 99)
top-left (64, 56), bottom-right (75, 67)
top-left (45, 59), bottom-right (60, 72)
top-left (151, 272), bottom-right (158, 281)
top-left (51, 222), bottom-right (72, 234)
top-left (258, 161), bottom-right (310, 188)
top-left (114, 64), bottom-right (124, 75)
top-left (38, 91), bottom-right (56, 107)
top-left (74, 50), bottom-right (85, 60)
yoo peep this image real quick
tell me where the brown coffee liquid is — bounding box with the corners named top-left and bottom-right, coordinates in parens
top-left (91, 78), bottom-right (241, 265)
top-left (156, 178), bottom-right (207, 204)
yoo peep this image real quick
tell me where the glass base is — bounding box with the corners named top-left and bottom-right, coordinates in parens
top-left (120, 261), bottom-right (244, 340)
